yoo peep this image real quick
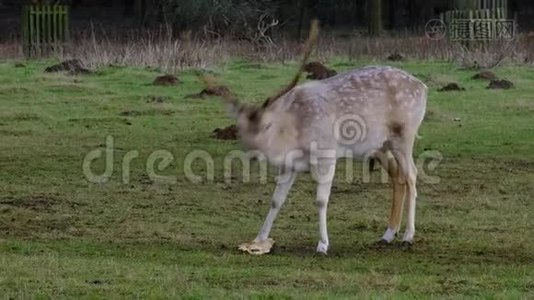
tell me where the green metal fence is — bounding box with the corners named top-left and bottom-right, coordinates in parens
top-left (21, 5), bottom-right (70, 57)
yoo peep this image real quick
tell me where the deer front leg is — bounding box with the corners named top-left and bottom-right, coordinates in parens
top-left (238, 168), bottom-right (297, 255)
top-left (311, 161), bottom-right (336, 254)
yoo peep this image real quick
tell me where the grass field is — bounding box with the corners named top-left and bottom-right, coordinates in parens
top-left (0, 59), bottom-right (533, 298)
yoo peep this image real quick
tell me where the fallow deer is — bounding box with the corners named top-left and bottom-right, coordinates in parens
top-left (206, 20), bottom-right (427, 255)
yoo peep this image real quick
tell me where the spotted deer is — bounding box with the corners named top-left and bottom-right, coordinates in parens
top-left (207, 21), bottom-right (427, 254)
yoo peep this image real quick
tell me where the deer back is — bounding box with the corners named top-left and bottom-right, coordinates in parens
top-left (246, 66), bottom-right (427, 166)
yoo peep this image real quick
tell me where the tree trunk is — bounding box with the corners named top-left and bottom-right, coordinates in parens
top-left (385, 0), bottom-right (396, 29)
top-left (356, 0), bottom-right (366, 27)
top-left (134, 0), bottom-right (143, 26)
top-left (297, 0), bottom-right (307, 40)
top-left (368, 0), bottom-right (382, 36)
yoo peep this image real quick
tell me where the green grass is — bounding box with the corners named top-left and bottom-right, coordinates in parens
top-left (0, 59), bottom-right (533, 298)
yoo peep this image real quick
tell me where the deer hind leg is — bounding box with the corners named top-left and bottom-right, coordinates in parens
top-left (401, 156), bottom-right (418, 244)
top-left (391, 146), bottom-right (418, 245)
top-left (375, 151), bottom-right (407, 243)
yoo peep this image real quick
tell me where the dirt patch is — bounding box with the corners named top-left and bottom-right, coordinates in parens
top-left (487, 79), bottom-right (514, 90)
top-left (304, 61), bottom-right (337, 80)
top-left (119, 110), bottom-right (143, 117)
top-left (14, 63), bottom-right (26, 68)
top-left (68, 117), bottom-right (131, 128)
top-left (0, 129), bottom-right (33, 136)
top-left (423, 110), bottom-right (436, 121)
top-left (238, 63), bottom-right (264, 69)
top-left (2, 112), bottom-right (40, 121)
top-left (0, 87), bottom-right (33, 95)
top-left (386, 53), bottom-right (405, 61)
top-left (414, 73), bottom-right (431, 83)
top-left (153, 74), bottom-right (180, 86)
top-left (438, 83), bottom-right (465, 92)
top-left (212, 125), bottom-right (238, 140)
top-left (146, 95), bottom-right (168, 103)
top-left (119, 108), bottom-right (175, 117)
top-left (186, 85), bottom-right (233, 99)
top-left (472, 70), bottom-right (497, 81)
top-left (86, 279), bottom-right (110, 285)
top-left (503, 159), bottom-right (534, 173)
top-left (45, 59), bottom-right (91, 75)
top-left (137, 174), bottom-right (153, 185)
top-left (0, 195), bottom-right (57, 211)
top-left (201, 86), bottom-right (232, 96)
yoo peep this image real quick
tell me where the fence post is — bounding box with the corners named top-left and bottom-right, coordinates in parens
top-left (21, 4), bottom-right (70, 58)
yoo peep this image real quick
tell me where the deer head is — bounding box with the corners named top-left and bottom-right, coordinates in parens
top-left (201, 20), bottom-right (319, 151)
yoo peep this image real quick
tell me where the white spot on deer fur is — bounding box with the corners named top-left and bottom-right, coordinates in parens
top-left (395, 92), bottom-right (404, 102)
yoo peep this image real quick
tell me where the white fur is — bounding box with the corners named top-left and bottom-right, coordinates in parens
top-left (237, 66), bottom-right (427, 253)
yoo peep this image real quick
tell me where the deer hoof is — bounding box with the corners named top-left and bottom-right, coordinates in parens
top-left (238, 238), bottom-right (274, 255)
top-left (400, 240), bottom-right (413, 250)
top-left (372, 239), bottom-right (392, 249)
top-left (316, 240), bottom-right (329, 254)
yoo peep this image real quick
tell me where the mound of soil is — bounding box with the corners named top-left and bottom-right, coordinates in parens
top-left (201, 85), bottom-right (232, 97)
top-left (387, 53), bottom-right (405, 61)
top-left (186, 85), bottom-right (233, 99)
top-left (119, 110), bottom-right (143, 117)
top-left (304, 61), bottom-right (337, 80)
top-left (153, 74), bottom-right (179, 86)
top-left (212, 124), bottom-right (238, 140)
top-left (438, 83), bottom-right (465, 92)
top-left (487, 79), bottom-right (514, 90)
top-left (414, 73), bottom-right (431, 83)
top-left (45, 59), bottom-right (91, 74)
top-left (472, 70), bottom-right (497, 81)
